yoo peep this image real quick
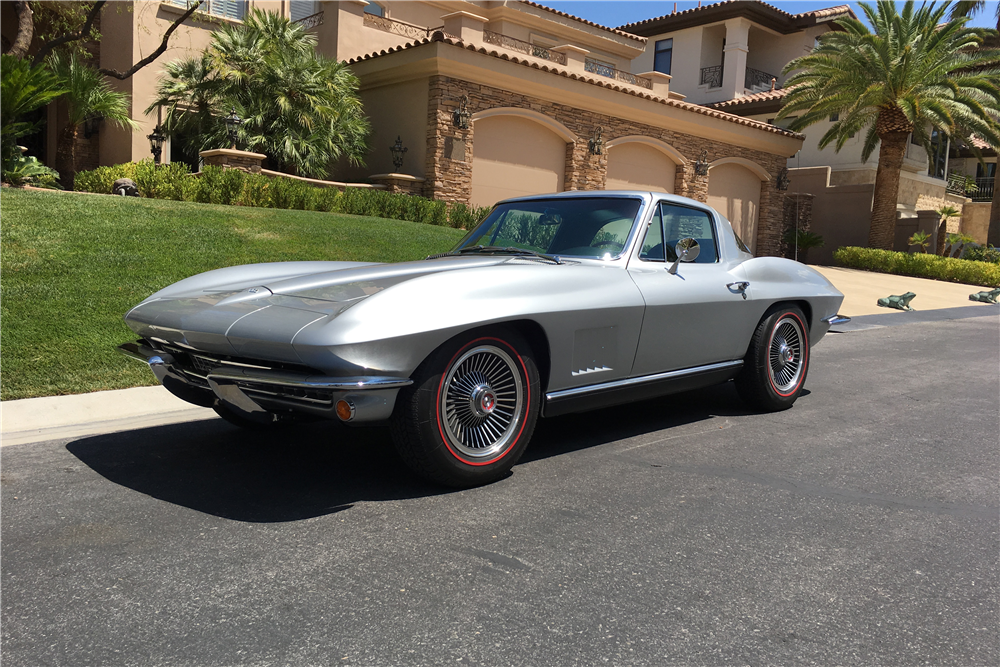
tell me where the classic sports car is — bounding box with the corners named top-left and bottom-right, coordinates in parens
top-left (120, 191), bottom-right (848, 487)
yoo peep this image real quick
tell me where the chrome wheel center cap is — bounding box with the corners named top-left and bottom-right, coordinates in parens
top-left (470, 384), bottom-right (497, 417)
top-left (778, 340), bottom-right (794, 366)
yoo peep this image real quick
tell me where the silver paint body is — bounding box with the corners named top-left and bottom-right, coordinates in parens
top-left (123, 191), bottom-right (845, 420)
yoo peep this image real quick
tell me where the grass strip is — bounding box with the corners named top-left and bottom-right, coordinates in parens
top-left (1, 189), bottom-right (464, 400)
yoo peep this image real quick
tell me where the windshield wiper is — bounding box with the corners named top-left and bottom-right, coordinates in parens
top-left (427, 245), bottom-right (563, 264)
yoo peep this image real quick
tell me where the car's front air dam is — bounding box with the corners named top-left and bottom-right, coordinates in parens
top-left (117, 341), bottom-right (411, 423)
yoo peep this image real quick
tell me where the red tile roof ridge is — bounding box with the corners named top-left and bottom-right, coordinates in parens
top-left (517, 1), bottom-right (647, 42)
top-left (347, 33), bottom-right (802, 141)
top-left (618, 0), bottom-right (854, 31)
top-left (707, 87), bottom-right (792, 109)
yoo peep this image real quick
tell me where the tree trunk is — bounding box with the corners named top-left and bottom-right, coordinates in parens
top-left (937, 219), bottom-right (947, 255)
top-left (867, 131), bottom-right (910, 250)
top-left (55, 123), bottom-right (78, 190)
top-left (987, 167), bottom-right (1000, 248)
top-left (5, 1), bottom-right (33, 59)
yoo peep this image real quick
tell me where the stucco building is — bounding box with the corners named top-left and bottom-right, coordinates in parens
top-left (3, 1), bottom-right (809, 257)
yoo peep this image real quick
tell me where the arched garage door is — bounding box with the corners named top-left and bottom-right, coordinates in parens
top-left (707, 162), bottom-right (761, 252)
top-left (471, 115), bottom-right (566, 207)
top-left (605, 142), bottom-right (676, 193)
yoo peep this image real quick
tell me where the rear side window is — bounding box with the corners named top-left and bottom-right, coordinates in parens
top-left (639, 202), bottom-right (718, 263)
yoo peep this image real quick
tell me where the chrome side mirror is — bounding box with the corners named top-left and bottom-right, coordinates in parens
top-left (668, 238), bottom-right (700, 274)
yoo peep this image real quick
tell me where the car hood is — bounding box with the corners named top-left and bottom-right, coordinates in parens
top-left (123, 256), bottom-right (507, 358)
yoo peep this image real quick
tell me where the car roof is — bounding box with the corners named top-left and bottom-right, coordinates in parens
top-left (496, 190), bottom-right (707, 209)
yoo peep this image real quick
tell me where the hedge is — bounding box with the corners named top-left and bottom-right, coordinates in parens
top-left (74, 160), bottom-right (491, 230)
top-left (833, 246), bottom-right (1000, 288)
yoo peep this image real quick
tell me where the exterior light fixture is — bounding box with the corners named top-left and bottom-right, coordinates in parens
top-left (453, 95), bottom-right (471, 130)
top-left (588, 126), bottom-right (604, 156)
top-left (225, 107), bottom-right (242, 148)
top-left (776, 166), bottom-right (790, 190)
top-left (390, 136), bottom-right (408, 171)
top-left (694, 149), bottom-right (709, 176)
top-left (147, 124), bottom-right (166, 166)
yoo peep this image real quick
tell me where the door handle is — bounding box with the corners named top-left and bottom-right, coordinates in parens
top-left (727, 281), bottom-right (750, 299)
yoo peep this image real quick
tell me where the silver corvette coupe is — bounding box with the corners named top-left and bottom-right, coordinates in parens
top-left (120, 191), bottom-right (848, 487)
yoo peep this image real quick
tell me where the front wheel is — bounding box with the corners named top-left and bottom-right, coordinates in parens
top-left (390, 327), bottom-right (540, 487)
top-left (735, 306), bottom-right (809, 412)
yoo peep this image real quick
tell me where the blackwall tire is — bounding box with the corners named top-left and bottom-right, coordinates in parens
top-left (390, 327), bottom-right (541, 488)
top-left (735, 306), bottom-right (810, 412)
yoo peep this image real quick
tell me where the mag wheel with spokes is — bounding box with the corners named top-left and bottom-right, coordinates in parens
top-left (391, 327), bottom-right (540, 488)
top-left (735, 306), bottom-right (810, 412)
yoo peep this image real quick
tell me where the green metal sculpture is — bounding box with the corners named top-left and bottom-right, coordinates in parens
top-left (969, 288), bottom-right (1000, 304)
top-left (877, 292), bottom-right (917, 311)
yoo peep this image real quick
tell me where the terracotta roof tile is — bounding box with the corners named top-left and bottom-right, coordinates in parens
top-left (517, 1), bottom-right (647, 42)
top-left (618, 1), bottom-right (854, 32)
top-left (707, 87), bottom-right (791, 110)
top-left (348, 33), bottom-right (803, 141)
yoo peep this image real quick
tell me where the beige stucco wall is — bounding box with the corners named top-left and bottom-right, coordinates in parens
top-left (344, 76), bottom-right (429, 179)
top-left (707, 162), bottom-right (761, 252)
top-left (605, 142), bottom-right (676, 193)
top-left (961, 202), bottom-right (991, 243)
top-left (97, 0), bottom-right (282, 167)
top-left (470, 114), bottom-right (566, 206)
top-left (785, 166), bottom-right (874, 265)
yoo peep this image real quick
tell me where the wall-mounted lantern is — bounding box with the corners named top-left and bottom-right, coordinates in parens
top-left (147, 124), bottom-right (166, 166)
top-left (390, 136), bottom-right (408, 171)
top-left (776, 167), bottom-right (790, 190)
top-left (453, 95), bottom-right (471, 130)
top-left (225, 107), bottom-right (242, 148)
top-left (588, 126), bottom-right (604, 156)
top-left (694, 149), bottom-right (709, 176)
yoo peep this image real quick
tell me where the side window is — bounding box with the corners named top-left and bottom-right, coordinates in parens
top-left (639, 205), bottom-right (664, 261)
top-left (660, 203), bottom-right (718, 263)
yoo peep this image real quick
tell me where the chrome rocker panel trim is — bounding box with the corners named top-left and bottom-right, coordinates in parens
top-left (543, 360), bottom-right (744, 418)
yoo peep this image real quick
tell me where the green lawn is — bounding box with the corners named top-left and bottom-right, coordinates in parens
top-left (0, 189), bottom-right (464, 400)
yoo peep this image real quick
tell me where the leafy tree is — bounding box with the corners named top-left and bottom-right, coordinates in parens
top-left (777, 1), bottom-right (1000, 251)
top-left (147, 9), bottom-right (369, 178)
top-left (0, 54), bottom-right (65, 169)
top-left (49, 51), bottom-right (137, 189)
top-left (951, 1), bottom-right (1000, 248)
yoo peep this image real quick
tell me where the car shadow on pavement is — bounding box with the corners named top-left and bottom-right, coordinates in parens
top-left (66, 418), bottom-right (437, 523)
top-left (66, 381), bottom-right (765, 522)
top-left (522, 381), bottom-right (761, 464)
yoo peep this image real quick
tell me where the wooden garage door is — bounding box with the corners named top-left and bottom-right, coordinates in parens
top-left (471, 115), bottom-right (566, 207)
top-left (707, 163), bottom-right (761, 252)
top-left (605, 142), bottom-right (675, 193)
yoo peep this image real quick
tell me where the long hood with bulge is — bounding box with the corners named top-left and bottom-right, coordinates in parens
top-left (123, 256), bottom-right (509, 360)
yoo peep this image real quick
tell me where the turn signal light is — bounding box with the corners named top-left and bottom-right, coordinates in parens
top-left (336, 399), bottom-right (355, 422)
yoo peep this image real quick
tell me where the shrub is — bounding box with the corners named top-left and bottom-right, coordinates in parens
top-left (314, 187), bottom-right (342, 213)
top-left (833, 246), bottom-right (1000, 287)
top-left (234, 173), bottom-right (272, 208)
top-left (963, 244), bottom-right (1000, 264)
top-left (269, 176), bottom-right (314, 210)
top-left (193, 165), bottom-right (245, 205)
top-left (75, 162), bottom-right (138, 194)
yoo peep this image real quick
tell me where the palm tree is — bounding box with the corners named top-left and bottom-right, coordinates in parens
top-left (49, 52), bottom-right (137, 189)
top-left (935, 204), bottom-right (961, 254)
top-left (777, 1), bottom-right (1000, 251)
top-left (951, 1), bottom-right (1000, 247)
top-left (147, 9), bottom-right (369, 178)
top-left (0, 54), bottom-right (66, 169)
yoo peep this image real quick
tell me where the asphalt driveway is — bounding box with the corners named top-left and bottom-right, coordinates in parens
top-left (2, 314), bottom-right (997, 666)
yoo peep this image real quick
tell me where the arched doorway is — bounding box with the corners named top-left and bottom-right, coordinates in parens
top-left (470, 111), bottom-right (571, 207)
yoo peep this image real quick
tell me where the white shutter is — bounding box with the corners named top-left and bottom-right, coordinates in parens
top-left (290, 0), bottom-right (317, 22)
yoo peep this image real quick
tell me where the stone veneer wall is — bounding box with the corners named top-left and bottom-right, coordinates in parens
top-left (424, 75), bottom-right (790, 256)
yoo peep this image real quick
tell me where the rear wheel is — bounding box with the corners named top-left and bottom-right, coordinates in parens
top-left (735, 306), bottom-right (809, 411)
top-left (390, 327), bottom-right (540, 487)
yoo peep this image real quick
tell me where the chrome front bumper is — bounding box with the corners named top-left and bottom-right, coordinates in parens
top-left (118, 340), bottom-right (411, 423)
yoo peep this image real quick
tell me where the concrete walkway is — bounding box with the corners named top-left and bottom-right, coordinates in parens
top-left (2, 266), bottom-right (997, 447)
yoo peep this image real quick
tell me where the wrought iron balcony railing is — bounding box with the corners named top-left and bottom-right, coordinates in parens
top-left (584, 59), bottom-right (652, 89)
top-left (483, 31), bottom-right (568, 65)
top-left (745, 66), bottom-right (779, 91)
top-left (700, 65), bottom-right (722, 88)
top-left (947, 173), bottom-right (995, 201)
top-left (293, 10), bottom-right (323, 30)
top-left (363, 13), bottom-right (444, 40)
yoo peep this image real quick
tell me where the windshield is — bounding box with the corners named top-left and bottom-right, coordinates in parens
top-left (453, 197), bottom-right (644, 259)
